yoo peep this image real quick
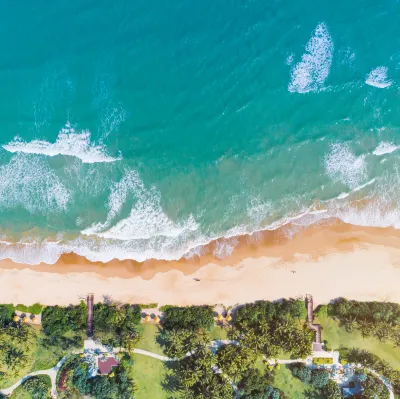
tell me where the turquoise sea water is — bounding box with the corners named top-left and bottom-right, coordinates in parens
top-left (1, 0), bottom-right (400, 264)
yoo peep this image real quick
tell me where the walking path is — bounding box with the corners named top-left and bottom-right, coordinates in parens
top-left (0, 343), bottom-right (394, 399)
top-left (0, 356), bottom-right (67, 398)
top-left (366, 367), bottom-right (394, 399)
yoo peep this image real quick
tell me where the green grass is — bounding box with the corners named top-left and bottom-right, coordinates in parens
top-left (15, 303), bottom-right (43, 315)
top-left (315, 315), bottom-right (400, 369)
top-left (210, 325), bottom-right (228, 340)
top-left (132, 354), bottom-right (179, 399)
top-left (0, 327), bottom-right (66, 389)
top-left (136, 324), bottom-right (166, 356)
top-left (272, 366), bottom-right (323, 399)
top-left (10, 385), bottom-right (32, 399)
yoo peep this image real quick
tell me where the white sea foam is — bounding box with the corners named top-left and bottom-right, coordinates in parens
top-left (373, 142), bottom-right (399, 156)
top-left (0, 174), bottom-right (398, 265)
top-left (213, 238), bottom-right (238, 259)
top-left (3, 123), bottom-right (120, 163)
top-left (83, 169), bottom-right (198, 241)
top-left (324, 143), bottom-right (367, 189)
top-left (285, 53), bottom-right (294, 66)
top-left (365, 66), bottom-right (392, 88)
top-left (0, 154), bottom-right (70, 213)
top-left (288, 23), bottom-right (334, 93)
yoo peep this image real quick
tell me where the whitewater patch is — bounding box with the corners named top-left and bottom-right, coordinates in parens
top-left (0, 154), bottom-right (70, 213)
top-left (3, 123), bottom-right (120, 163)
top-left (288, 22), bottom-right (334, 93)
top-left (324, 143), bottom-right (367, 189)
top-left (83, 169), bottom-right (198, 241)
top-left (373, 142), bottom-right (399, 156)
top-left (365, 66), bottom-right (392, 88)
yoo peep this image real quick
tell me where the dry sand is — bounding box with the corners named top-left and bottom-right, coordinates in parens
top-left (1, 221), bottom-right (400, 306)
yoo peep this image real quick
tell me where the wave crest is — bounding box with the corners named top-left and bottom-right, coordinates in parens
top-left (3, 123), bottom-right (120, 163)
top-left (324, 143), bottom-right (367, 189)
top-left (365, 66), bottom-right (392, 89)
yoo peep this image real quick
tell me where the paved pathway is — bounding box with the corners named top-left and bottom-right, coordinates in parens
top-left (1, 343), bottom-right (394, 399)
top-left (0, 356), bottom-right (67, 398)
top-left (366, 367), bottom-right (394, 399)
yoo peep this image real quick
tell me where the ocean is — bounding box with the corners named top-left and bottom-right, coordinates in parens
top-left (0, 0), bottom-right (400, 265)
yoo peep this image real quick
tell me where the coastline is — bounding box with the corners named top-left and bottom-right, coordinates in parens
top-left (1, 221), bottom-right (400, 306)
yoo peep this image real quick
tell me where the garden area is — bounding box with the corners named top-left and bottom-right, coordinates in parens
top-left (0, 298), bottom-right (399, 399)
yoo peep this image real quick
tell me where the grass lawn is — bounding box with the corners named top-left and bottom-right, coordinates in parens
top-left (10, 385), bottom-right (31, 399)
top-left (0, 326), bottom-right (66, 390)
top-left (136, 324), bottom-right (166, 356)
top-left (273, 366), bottom-right (323, 399)
top-left (315, 315), bottom-right (400, 369)
top-left (132, 353), bottom-right (181, 399)
top-left (210, 325), bottom-right (228, 340)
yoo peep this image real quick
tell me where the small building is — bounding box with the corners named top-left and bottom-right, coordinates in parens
top-left (97, 356), bottom-right (120, 375)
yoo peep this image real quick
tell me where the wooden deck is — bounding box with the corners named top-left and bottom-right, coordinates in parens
top-left (306, 294), bottom-right (322, 344)
top-left (87, 293), bottom-right (94, 338)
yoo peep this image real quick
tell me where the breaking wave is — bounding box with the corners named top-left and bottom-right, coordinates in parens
top-left (3, 123), bottom-right (120, 163)
top-left (83, 169), bottom-right (198, 240)
top-left (373, 142), bottom-right (399, 156)
top-left (0, 154), bottom-right (70, 214)
top-left (324, 143), bottom-right (367, 189)
top-left (288, 22), bottom-right (334, 93)
top-left (365, 66), bottom-right (392, 89)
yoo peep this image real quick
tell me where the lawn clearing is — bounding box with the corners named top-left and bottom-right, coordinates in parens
top-left (136, 324), bottom-right (165, 356)
top-left (273, 365), bottom-right (323, 399)
top-left (210, 325), bottom-right (228, 340)
top-left (132, 353), bottom-right (174, 399)
top-left (315, 315), bottom-right (400, 369)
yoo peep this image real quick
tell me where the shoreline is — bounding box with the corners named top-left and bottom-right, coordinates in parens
top-left (0, 221), bottom-right (400, 306)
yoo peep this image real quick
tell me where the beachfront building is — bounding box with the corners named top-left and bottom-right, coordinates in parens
top-left (97, 356), bottom-right (120, 376)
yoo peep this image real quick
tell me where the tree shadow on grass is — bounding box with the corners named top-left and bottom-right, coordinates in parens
top-left (161, 360), bottom-right (181, 396)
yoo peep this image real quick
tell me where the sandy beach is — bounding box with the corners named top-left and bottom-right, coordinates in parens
top-left (0, 221), bottom-right (400, 307)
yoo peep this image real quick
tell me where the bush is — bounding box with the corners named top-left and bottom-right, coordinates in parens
top-left (290, 365), bottom-right (329, 389)
top-left (162, 305), bottom-right (214, 331)
top-left (323, 380), bottom-right (341, 399)
top-left (290, 364), bottom-right (312, 384)
top-left (233, 299), bottom-right (307, 328)
top-left (23, 375), bottom-right (51, 399)
top-left (16, 303), bottom-right (43, 314)
top-left (15, 304), bottom-right (28, 313)
top-left (313, 357), bottom-right (333, 365)
top-left (328, 298), bottom-right (400, 324)
top-left (238, 368), bottom-right (284, 399)
top-left (42, 302), bottom-right (86, 336)
top-left (0, 304), bottom-right (15, 327)
top-left (315, 305), bottom-right (328, 318)
top-left (139, 303), bottom-right (158, 309)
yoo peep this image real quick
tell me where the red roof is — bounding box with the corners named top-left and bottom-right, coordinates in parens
top-left (97, 356), bottom-right (120, 375)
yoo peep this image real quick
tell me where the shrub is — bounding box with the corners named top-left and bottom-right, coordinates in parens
top-left (16, 303), bottom-right (43, 314)
top-left (42, 302), bottom-right (86, 336)
top-left (15, 304), bottom-right (28, 313)
top-left (0, 304), bottom-right (15, 327)
top-left (23, 375), bottom-right (51, 399)
top-left (315, 305), bottom-right (328, 318)
top-left (139, 303), bottom-right (158, 309)
top-left (162, 305), bottom-right (214, 331)
top-left (29, 303), bottom-right (44, 314)
top-left (313, 357), bottom-right (333, 365)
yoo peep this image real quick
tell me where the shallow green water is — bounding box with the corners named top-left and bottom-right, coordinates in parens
top-left (0, 0), bottom-right (399, 264)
